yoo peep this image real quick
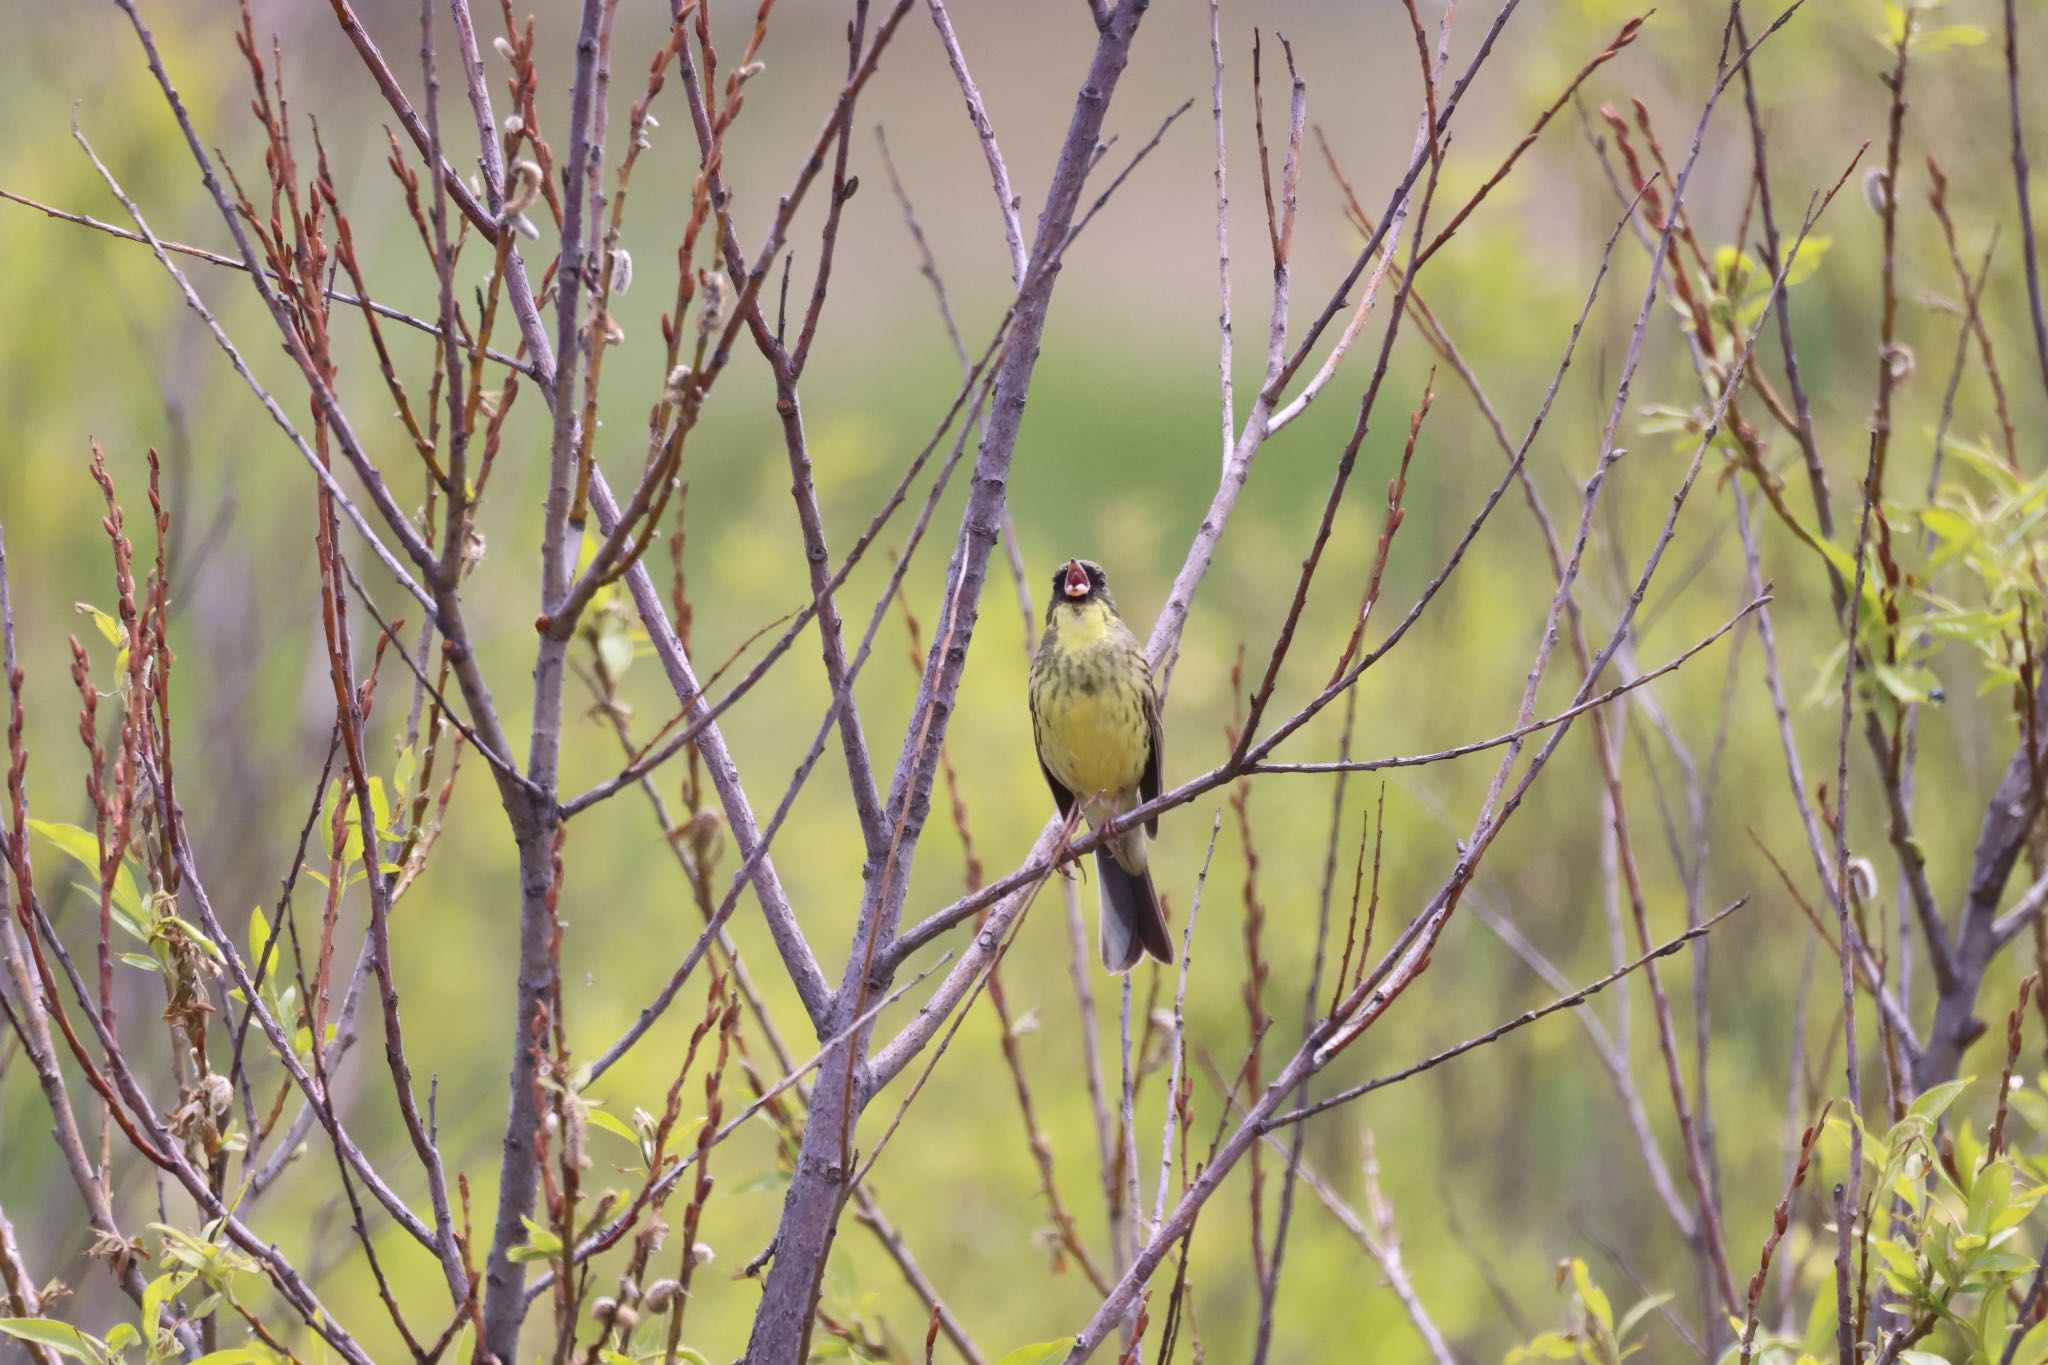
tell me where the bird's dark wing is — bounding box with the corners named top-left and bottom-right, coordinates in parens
top-left (1033, 710), bottom-right (1076, 819)
top-left (1140, 681), bottom-right (1163, 838)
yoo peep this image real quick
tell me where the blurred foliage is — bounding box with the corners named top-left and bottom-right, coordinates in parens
top-left (2, 0), bottom-right (2048, 1361)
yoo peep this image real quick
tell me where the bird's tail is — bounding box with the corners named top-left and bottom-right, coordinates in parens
top-left (1096, 835), bottom-right (1174, 972)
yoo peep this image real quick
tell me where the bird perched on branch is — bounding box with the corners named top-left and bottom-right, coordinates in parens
top-left (1028, 558), bottom-right (1174, 970)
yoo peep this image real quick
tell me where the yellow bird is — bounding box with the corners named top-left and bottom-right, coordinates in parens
top-left (1028, 558), bottom-right (1173, 970)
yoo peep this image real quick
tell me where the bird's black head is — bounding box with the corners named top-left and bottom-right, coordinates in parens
top-left (1046, 558), bottom-right (1120, 624)
top-left (1051, 558), bottom-right (1111, 609)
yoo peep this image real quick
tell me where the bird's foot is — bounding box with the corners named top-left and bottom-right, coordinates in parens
top-left (1050, 824), bottom-right (1084, 878)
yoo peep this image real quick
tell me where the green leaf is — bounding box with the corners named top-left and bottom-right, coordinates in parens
top-left (392, 744), bottom-right (417, 803)
top-left (27, 820), bottom-right (144, 931)
top-left (191, 1350), bottom-right (266, 1364)
top-left (994, 1341), bottom-right (1075, 1365)
top-left (1968, 1159), bottom-right (2014, 1234)
top-left (247, 905), bottom-right (275, 972)
top-left (506, 1216), bottom-right (563, 1264)
top-left (76, 603), bottom-right (122, 648)
top-left (289, 1024), bottom-right (338, 1057)
top-left (118, 951), bottom-right (162, 973)
top-left (1782, 234), bottom-right (1832, 288)
top-left (102, 1323), bottom-right (139, 1353)
top-left (2009, 1310), bottom-right (2048, 1364)
top-left (1712, 243), bottom-right (1759, 295)
top-left (597, 629), bottom-right (634, 680)
top-left (1910, 1079), bottom-right (1971, 1124)
top-left (1919, 504), bottom-right (1974, 542)
top-left (1945, 437), bottom-right (2024, 493)
top-left (1873, 662), bottom-right (1942, 705)
top-left (1636, 403), bottom-right (1698, 437)
top-left (1917, 607), bottom-right (2017, 643)
top-left (323, 786), bottom-right (364, 871)
top-left (1571, 1258), bottom-right (1614, 1334)
top-left (366, 778), bottom-right (393, 847)
top-left (1917, 22), bottom-right (1987, 51)
top-left (0, 1318), bottom-right (101, 1362)
top-left (583, 1107), bottom-right (641, 1148)
top-left (1616, 1291), bottom-right (1674, 1343)
top-left (142, 1272), bottom-right (177, 1344)
top-left (1800, 527), bottom-right (1885, 620)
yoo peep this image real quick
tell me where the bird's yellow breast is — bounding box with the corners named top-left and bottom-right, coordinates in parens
top-left (1036, 678), bottom-right (1148, 799)
top-left (1030, 601), bottom-right (1152, 805)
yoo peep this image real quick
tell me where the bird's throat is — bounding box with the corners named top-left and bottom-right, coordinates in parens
top-left (1052, 599), bottom-right (1121, 649)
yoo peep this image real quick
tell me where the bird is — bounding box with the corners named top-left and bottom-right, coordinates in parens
top-left (1027, 557), bottom-right (1174, 971)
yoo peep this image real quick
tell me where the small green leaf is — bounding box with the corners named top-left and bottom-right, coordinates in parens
top-left (1918, 22), bottom-right (1987, 51)
top-left (994, 1341), bottom-right (1075, 1365)
top-left (1798, 526), bottom-right (1885, 620)
top-left (2008, 1310), bottom-right (2048, 1363)
top-left (248, 905), bottom-right (274, 970)
top-left (27, 820), bottom-right (143, 928)
top-left (597, 629), bottom-right (634, 680)
top-left (0, 1318), bottom-right (100, 1361)
top-left (1945, 438), bottom-right (2024, 493)
top-left (1910, 1079), bottom-right (1971, 1124)
top-left (1782, 234), bottom-right (1832, 288)
top-left (1873, 662), bottom-right (1942, 705)
top-left (1637, 403), bottom-right (1699, 437)
top-left (142, 1272), bottom-right (177, 1343)
top-left (1917, 607), bottom-right (2017, 642)
top-left (76, 603), bottom-right (122, 648)
top-left (366, 778), bottom-right (392, 849)
top-left (506, 1216), bottom-right (564, 1264)
top-left (1616, 1291), bottom-right (1674, 1343)
top-left (1881, 1), bottom-right (1907, 46)
top-left (583, 1107), bottom-right (641, 1148)
top-left (1571, 1257), bottom-right (1614, 1333)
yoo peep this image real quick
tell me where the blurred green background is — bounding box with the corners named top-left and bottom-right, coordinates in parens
top-left (2, 0), bottom-right (2043, 1360)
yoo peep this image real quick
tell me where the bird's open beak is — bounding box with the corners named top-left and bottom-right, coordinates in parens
top-left (1063, 560), bottom-right (1091, 600)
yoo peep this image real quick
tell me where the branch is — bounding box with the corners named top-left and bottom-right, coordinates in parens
top-left (69, 122), bottom-right (434, 613)
top-left (105, 8), bottom-right (441, 587)
top-left (1269, 903), bottom-right (1745, 1129)
top-left (1251, 596), bottom-right (1767, 776)
top-left (327, 0), bottom-right (500, 239)
top-left (745, 4), bottom-right (1156, 1356)
top-left (0, 187), bottom-right (530, 372)
top-left (926, 0), bottom-right (1026, 287)
top-left (2004, 0), bottom-right (2048, 396)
